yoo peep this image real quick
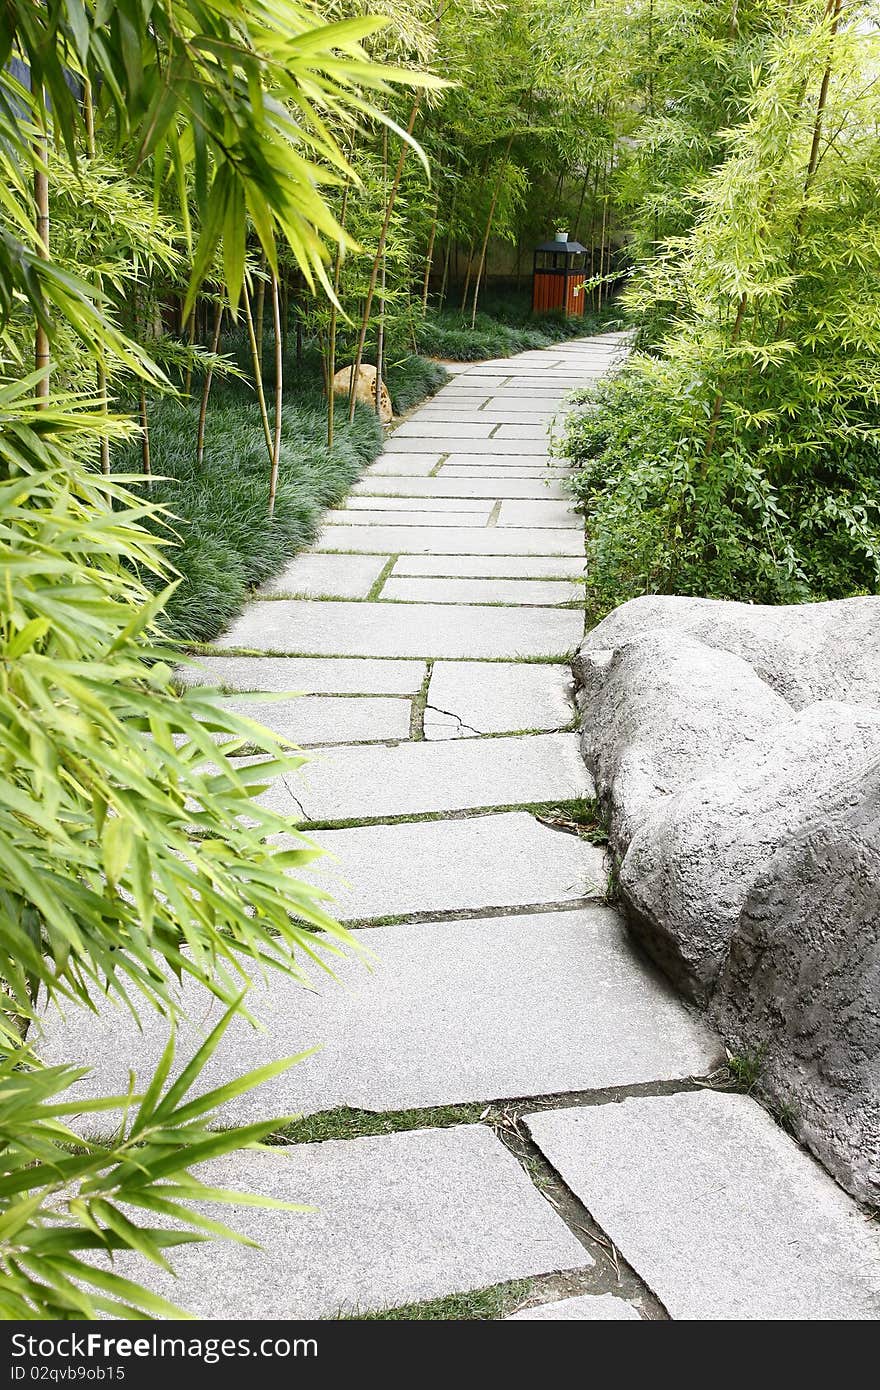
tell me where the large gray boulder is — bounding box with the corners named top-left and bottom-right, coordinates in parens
top-left (574, 594), bottom-right (880, 1204)
top-left (713, 765), bottom-right (880, 1204)
top-left (578, 593), bottom-right (880, 709)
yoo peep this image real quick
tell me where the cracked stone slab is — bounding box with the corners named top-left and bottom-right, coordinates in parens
top-left (218, 694), bottom-right (411, 746)
top-left (393, 555), bottom-right (585, 580)
top-left (312, 526), bottom-right (584, 557)
top-left (257, 552), bottom-right (388, 600)
top-left (37, 909), bottom-right (720, 1121)
top-left (525, 1091), bottom-right (880, 1321)
top-left (497, 499), bottom-right (580, 529)
top-left (380, 577), bottom-right (578, 607)
top-left (264, 732), bottom-right (589, 822)
top-left (354, 477), bottom-right (570, 501)
top-left (216, 600), bottom-right (582, 658)
top-left (365, 454), bottom-right (442, 475)
top-left (178, 656), bottom-right (426, 696)
top-left (325, 508), bottom-right (491, 529)
top-left (508, 1295), bottom-right (641, 1321)
top-left (424, 661), bottom-right (575, 737)
top-left (77, 1129), bottom-right (592, 1319)
top-left (297, 811), bottom-right (606, 920)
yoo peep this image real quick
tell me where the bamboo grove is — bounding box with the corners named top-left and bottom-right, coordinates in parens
top-left (1, 0), bottom-right (879, 1318)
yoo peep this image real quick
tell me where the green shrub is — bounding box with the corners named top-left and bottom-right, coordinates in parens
top-left (560, 359), bottom-right (880, 618)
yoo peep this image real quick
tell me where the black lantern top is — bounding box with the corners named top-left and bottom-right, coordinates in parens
top-left (534, 239), bottom-right (587, 256)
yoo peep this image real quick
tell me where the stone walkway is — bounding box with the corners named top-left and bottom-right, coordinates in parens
top-left (40, 336), bottom-right (880, 1320)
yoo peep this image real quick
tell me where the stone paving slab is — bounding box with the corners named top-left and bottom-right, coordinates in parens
top-left (354, 477), bottom-right (569, 501)
top-left (410, 401), bottom-right (489, 415)
top-left (507, 1294), bottom-right (640, 1320)
top-left (475, 407), bottom-right (562, 420)
top-left (498, 499), bottom-right (580, 529)
top-left (216, 599), bottom-right (582, 658)
top-left (393, 555), bottom-right (585, 579)
top-left (325, 508), bottom-right (491, 529)
top-left (442, 451), bottom-right (553, 466)
top-left (366, 455), bottom-right (442, 475)
top-left (440, 375), bottom-right (510, 391)
top-left (492, 424), bottom-right (553, 441)
top-left (439, 469), bottom-right (567, 484)
top-left (218, 694), bottom-right (411, 746)
top-left (345, 495), bottom-right (491, 514)
top-left (312, 526), bottom-right (583, 556)
top-left (393, 419), bottom-right (496, 439)
top-left (385, 437), bottom-right (552, 457)
top-left (301, 811), bottom-right (606, 919)
top-left (38, 909), bottom-right (719, 1122)
top-left (424, 661), bottom-right (575, 738)
top-left (269, 731), bottom-right (589, 822)
top-left (525, 1091), bottom-right (880, 1321)
top-left (179, 655), bottom-right (426, 695)
top-left (381, 577), bottom-right (577, 607)
top-left (79, 1130), bottom-right (592, 1319)
top-left (438, 459), bottom-right (567, 470)
top-left (258, 552), bottom-right (388, 600)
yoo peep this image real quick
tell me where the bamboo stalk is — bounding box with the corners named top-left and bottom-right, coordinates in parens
top-left (375, 126), bottom-right (388, 418)
top-left (596, 161), bottom-right (609, 312)
top-left (327, 177), bottom-right (352, 447)
top-left (255, 258), bottom-right (266, 369)
top-left (243, 282), bottom-right (273, 461)
top-left (347, 98), bottom-right (422, 423)
top-left (83, 77), bottom-right (112, 472)
top-left (138, 380), bottom-right (151, 478)
top-left (573, 169), bottom-right (590, 243)
top-left (197, 296), bottom-right (224, 466)
top-left (268, 272), bottom-right (283, 517)
top-left (421, 192), bottom-right (439, 310)
top-left (183, 308), bottom-right (196, 396)
top-left (470, 133), bottom-right (514, 328)
top-left (281, 276), bottom-right (290, 357)
top-left (460, 236), bottom-right (476, 311)
top-left (33, 127), bottom-right (50, 404)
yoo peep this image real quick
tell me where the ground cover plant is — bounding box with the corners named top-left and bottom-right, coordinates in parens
top-left (415, 293), bottom-right (621, 362)
top-left (117, 343), bottom-right (445, 644)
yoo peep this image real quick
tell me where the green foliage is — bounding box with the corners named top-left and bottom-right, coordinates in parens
top-left (0, 386), bottom-right (353, 1041)
top-left (385, 352), bottom-right (448, 414)
top-left (561, 1), bottom-right (880, 613)
top-left (0, 0), bottom-right (436, 1321)
top-left (0, 1012), bottom-right (307, 1319)
top-left (1, 0), bottom-right (441, 317)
